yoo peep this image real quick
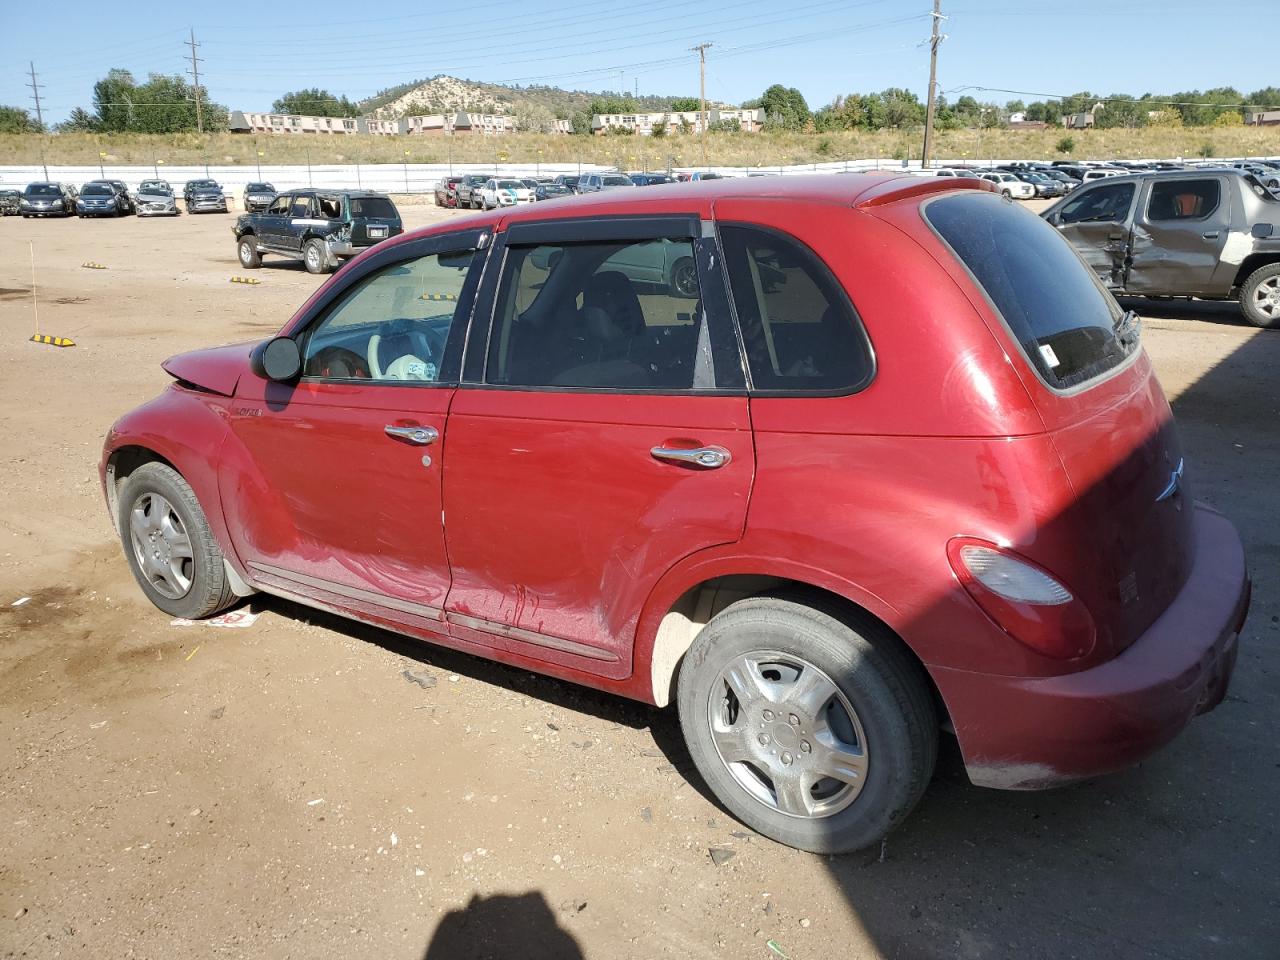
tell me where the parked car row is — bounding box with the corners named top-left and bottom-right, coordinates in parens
top-left (5, 178), bottom-right (246, 218)
top-left (435, 170), bottom-right (711, 208)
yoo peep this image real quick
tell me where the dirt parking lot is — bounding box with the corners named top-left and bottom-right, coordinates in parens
top-left (1, 197), bottom-right (1277, 960)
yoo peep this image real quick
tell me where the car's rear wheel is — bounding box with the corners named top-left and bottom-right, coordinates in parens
top-left (1239, 262), bottom-right (1280, 329)
top-left (238, 237), bottom-right (261, 269)
top-left (304, 238), bottom-right (329, 274)
top-left (1001, 189), bottom-right (1012, 199)
top-left (118, 462), bottom-right (237, 620)
top-left (677, 594), bottom-right (937, 854)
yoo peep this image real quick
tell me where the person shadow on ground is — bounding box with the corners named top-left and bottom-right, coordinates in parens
top-left (422, 891), bottom-right (584, 960)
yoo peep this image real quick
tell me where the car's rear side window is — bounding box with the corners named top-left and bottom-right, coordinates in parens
top-left (718, 225), bottom-right (873, 394)
top-left (925, 192), bottom-right (1135, 391)
top-left (350, 197), bottom-right (397, 219)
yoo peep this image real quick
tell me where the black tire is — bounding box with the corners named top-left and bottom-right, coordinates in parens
top-left (1001, 189), bottom-right (1012, 199)
top-left (238, 236), bottom-right (262, 269)
top-left (118, 462), bottom-right (237, 620)
top-left (1239, 261), bottom-right (1280, 329)
top-left (677, 593), bottom-right (937, 854)
top-left (670, 256), bottom-right (698, 298)
top-left (303, 237), bottom-right (329, 274)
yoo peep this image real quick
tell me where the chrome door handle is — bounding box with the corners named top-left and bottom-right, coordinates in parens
top-left (651, 445), bottom-right (731, 469)
top-left (384, 424), bottom-right (438, 445)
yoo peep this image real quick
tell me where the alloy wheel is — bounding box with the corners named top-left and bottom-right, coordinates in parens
top-left (708, 651), bottom-right (869, 818)
top-left (1253, 276), bottom-right (1280, 318)
top-left (128, 492), bottom-right (194, 600)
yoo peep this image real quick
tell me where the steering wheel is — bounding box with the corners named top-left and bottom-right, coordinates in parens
top-left (367, 319), bottom-right (442, 380)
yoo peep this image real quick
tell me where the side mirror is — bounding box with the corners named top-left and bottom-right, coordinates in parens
top-left (252, 336), bottom-right (302, 382)
top-left (1046, 211), bottom-right (1062, 226)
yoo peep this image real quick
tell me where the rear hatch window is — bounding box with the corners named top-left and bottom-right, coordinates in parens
top-left (349, 196), bottom-right (398, 220)
top-left (924, 192), bottom-right (1137, 391)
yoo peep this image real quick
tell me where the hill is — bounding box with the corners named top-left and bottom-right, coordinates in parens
top-left (361, 75), bottom-right (718, 125)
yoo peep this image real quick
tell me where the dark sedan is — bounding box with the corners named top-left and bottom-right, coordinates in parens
top-left (534, 182), bottom-right (574, 201)
top-left (20, 182), bottom-right (76, 218)
top-left (630, 173), bottom-right (674, 186)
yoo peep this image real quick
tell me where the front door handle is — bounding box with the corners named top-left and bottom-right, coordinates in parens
top-left (384, 424), bottom-right (438, 445)
top-left (651, 445), bottom-right (731, 469)
top-left (1107, 232), bottom-right (1125, 240)
top-left (1202, 231), bottom-right (1220, 240)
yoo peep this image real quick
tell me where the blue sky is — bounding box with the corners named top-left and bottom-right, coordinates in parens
top-left (1, 0), bottom-right (1272, 124)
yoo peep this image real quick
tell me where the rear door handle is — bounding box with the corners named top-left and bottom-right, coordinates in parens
top-left (1108, 232), bottom-right (1125, 240)
top-left (384, 424), bottom-right (438, 445)
top-left (1202, 231), bottom-right (1220, 240)
top-left (651, 445), bottom-right (731, 469)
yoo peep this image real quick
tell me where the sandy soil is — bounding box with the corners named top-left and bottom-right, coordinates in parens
top-left (1, 199), bottom-right (1277, 960)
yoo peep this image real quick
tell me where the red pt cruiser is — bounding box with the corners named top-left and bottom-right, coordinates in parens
top-left (101, 175), bottom-right (1249, 853)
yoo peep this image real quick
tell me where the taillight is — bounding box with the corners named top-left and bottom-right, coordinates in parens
top-left (947, 537), bottom-right (1095, 659)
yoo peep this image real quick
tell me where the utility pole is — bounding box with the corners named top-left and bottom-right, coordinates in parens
top-left (26, 62), bottom-right (48, 179)
top-left (921, 0), bottom-right (945, 168)
top-left (186, 28), bottom-right (204, 134)
top-left (691, 43), bottom-right (712, 168)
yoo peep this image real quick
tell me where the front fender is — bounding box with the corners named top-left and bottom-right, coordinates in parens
top-left (100, 385), bottom-right (239, 576)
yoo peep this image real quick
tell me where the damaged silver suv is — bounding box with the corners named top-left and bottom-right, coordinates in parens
top-left (1043, 168), bottom-right (1280, 328)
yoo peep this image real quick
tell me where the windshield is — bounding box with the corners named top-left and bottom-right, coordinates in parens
top-left (247, 183), bottom-right (273, 192)
top-left (81, 184), bottom-right (114, 196)
top-left (349, 196), bottom-right (397, 219)
top-left (139, 181), bottom-right (170, 193)
top-left (925, 191), bottom-right (1135, 391)
top-left (602, 175), bottom-right (633, 186)
top-left (190, 180), bottom-right (217, 189)
top-left (25, 184), bottom-right (60, 196)
top-left (496, 180), bottom-right (524, 189)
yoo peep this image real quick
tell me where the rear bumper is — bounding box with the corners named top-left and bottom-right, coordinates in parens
top-left (933, 503), bottom-right (1249, 790)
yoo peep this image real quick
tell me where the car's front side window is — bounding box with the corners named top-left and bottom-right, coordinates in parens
top-left (290, 195), bottom-right (313, 218)
top-left (267, 195), bottom-right (291, 215)
top-left (485, 236), bottom-right (716, 391)
top-left (302, 249), bottom-right (478, 383)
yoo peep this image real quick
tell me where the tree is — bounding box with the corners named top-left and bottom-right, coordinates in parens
top-left (879, 88), bottom-right (925, 128)
top-left (0, 105), bottom-right (37, 133)
top-left (79, 68), bottom-right (227, 133)
top-left (272, 88), bottom-right (360, 117)
top-left (1004, 99), bottom-right (1025, 114)
top-left (1056, 136), bottom-right (1075, 155)
top-left (59, 108), bottom-right (96, 132)
top-left (1093, 94), bottom-right (1147, 129)
top-left (669, 97), bottom-right (700, 112)
top-left (1024, 101), bottom-right (1049, 122)
top-left (759, 84), bottom-right (810, 131)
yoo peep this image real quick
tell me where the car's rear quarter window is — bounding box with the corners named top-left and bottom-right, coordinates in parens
top-left (924, 192), bottom-right (1136, 391)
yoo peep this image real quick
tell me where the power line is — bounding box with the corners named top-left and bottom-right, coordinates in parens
top-left (186, 28), bottom-right (204, 133)
top-left (948, 85), bottom-right (1280, 112)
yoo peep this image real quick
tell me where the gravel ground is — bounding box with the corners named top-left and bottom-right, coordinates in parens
top-left (1, 197), bottom-right (1277, 960)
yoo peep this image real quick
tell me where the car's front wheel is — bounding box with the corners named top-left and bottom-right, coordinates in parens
top-left (677, 594), bottom-right (937, 854)
top-left (1240, 261), bottom-right (1280, 329)
top-left (238, 237), bottom-right (261, 269)
top-left (303, 238), bottom-right (329, 274)
top-left (119, 462), bottom-right (237, 620)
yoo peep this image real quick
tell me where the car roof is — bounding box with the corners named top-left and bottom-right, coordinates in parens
top-left (381, 173), bottom-right (991, 252)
